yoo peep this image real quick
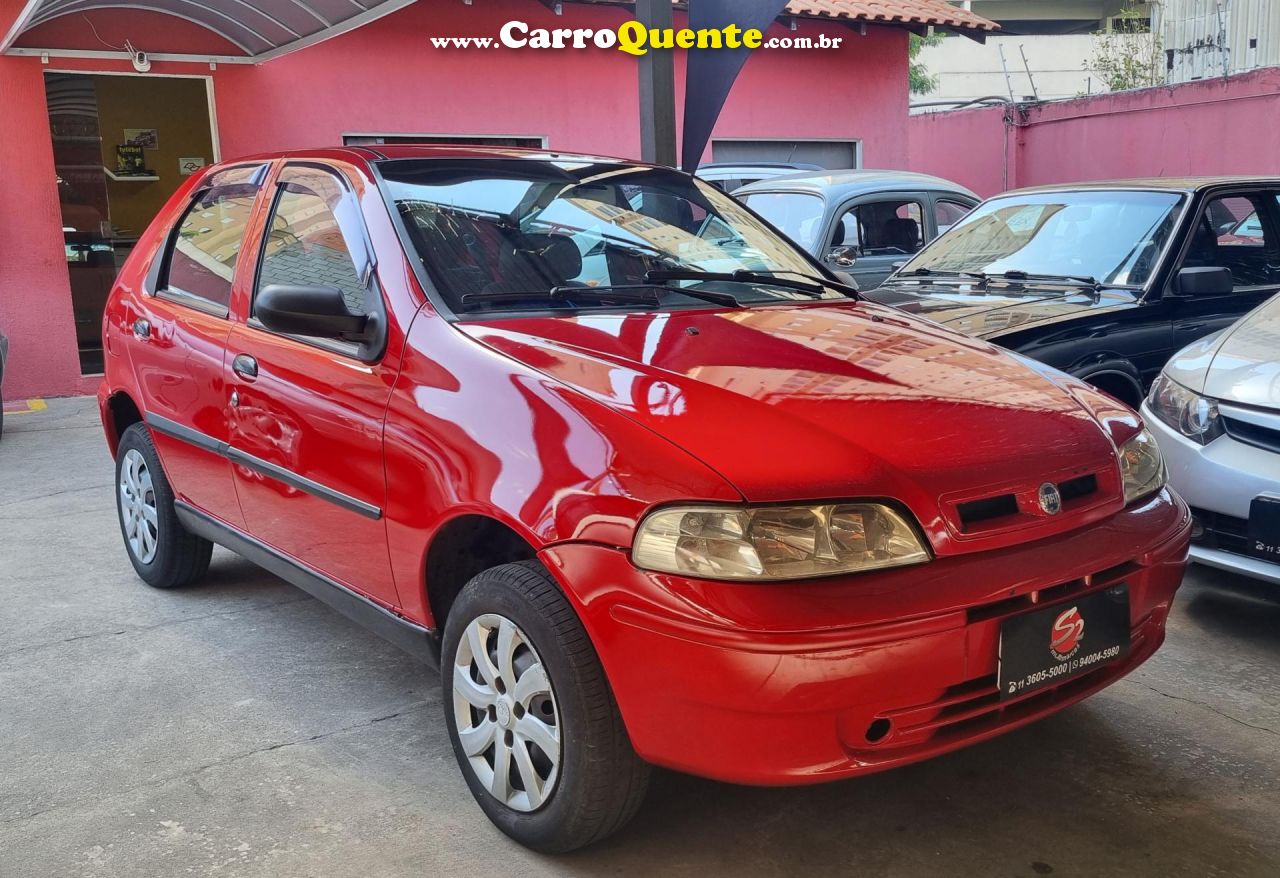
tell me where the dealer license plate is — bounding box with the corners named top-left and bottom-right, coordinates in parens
top-left (998, 585), bottom-right (1130, 700)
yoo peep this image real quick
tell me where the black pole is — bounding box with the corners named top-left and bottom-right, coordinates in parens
top-left (636, 0), bottom-right (677, 166)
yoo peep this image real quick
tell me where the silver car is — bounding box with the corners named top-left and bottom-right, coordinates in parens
top-left (1143, 293), bottom-right (1280, 583)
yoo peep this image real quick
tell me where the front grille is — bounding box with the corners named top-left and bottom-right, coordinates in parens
top-left (953, 471), bottom-right (1103, 533)
top-left (1223, 417), bottom-right (1280, 455)
top-left (1190, 506), bottom-right (1251, 556)
top-left (956, 494), bottom-right (1019, 528)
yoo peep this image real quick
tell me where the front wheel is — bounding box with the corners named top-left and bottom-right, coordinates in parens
top-left (442, 560), bottom-right (651, 852)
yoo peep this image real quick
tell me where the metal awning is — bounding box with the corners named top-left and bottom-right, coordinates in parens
top-left (1, 0), bottom-right (417, 62)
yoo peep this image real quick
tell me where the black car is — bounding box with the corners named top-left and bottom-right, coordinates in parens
top-left (866, 178), bottom-right (1280, 407)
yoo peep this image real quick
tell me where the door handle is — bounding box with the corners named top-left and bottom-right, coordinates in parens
top-left (232, 353), bottom-right (258, 379)
top-left (133, 319), bottom-right (150, 339)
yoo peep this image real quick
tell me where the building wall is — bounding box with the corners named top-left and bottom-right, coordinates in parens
top-left (95, 75), bottom-right (216, 236)
top-left (914, 33), bottom-right (1097, 109)
top-left (908, 65), bottom-right (1280, 197)
top-left (0, 1), bottom-right (907, 399)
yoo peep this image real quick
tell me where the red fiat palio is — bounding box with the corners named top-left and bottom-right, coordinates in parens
top-left (98, 147), bottom-right (1190, 852)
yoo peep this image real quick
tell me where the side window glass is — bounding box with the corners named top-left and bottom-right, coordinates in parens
top-left (935, 199), bottom-right (972, 236)
top-left (831, 207), bottom-right (861, 252)
top-left (1185, 194), bottom-right (1275, 288)
top-left (164, 184), bottom-right (258, 310)
top-left (257, 167), bottom-right (372, 320)
top-left (855, 200), bottom-right (925, 256)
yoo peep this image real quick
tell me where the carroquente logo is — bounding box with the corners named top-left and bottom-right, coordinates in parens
top-left (429, 20), bottom-right (847, 55)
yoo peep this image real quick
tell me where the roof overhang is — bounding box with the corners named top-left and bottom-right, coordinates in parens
top-left (0, 0), bottom-right (419, 64)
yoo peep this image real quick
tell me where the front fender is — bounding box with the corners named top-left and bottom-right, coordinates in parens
top-left (380, 310), bottom-right (742, 622)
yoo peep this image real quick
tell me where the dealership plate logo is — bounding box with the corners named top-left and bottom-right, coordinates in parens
top-left (1050, 606), bottom-right (1084, 660)
top-left (1038, 482), bottom-right (1063, 515)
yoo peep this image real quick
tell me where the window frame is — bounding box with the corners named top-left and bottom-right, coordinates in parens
top-left (153, 163), bottom-right (269, 318)
top-left (247, 161), bottom-right (388, 363)
top-left (831, 195), bottom-right (928, 258)
top-left (1162, 186), bottom-right (1280, 299)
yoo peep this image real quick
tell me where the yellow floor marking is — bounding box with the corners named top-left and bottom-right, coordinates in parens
top-left (3, 398), bottom-right (47, 415)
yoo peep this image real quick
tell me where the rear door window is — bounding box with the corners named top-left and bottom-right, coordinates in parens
top-left (163, 180), bottom-right (260, 312)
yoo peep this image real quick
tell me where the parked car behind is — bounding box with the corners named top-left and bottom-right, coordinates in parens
top-left (694, 160), bottom-right (821, 193)
top-left (1144, 294), bottom-right (1280, 584)
top-left (734, 170), bottom-right (979, 290)
top-left (99, 147), bottom-right (1189, 852)
top-left (867, 178), bottom-right (1280, 408)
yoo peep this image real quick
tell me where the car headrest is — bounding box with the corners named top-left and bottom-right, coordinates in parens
top-left (498, 233), bottom-right (584, 289)
top-left (885, 217), bottom-right (920, 252)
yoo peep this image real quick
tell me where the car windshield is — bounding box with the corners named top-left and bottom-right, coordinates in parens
top-left (892, 190), bottom-right (1186, 289)
top-left (379, 158), bottom-right (842, 315)
top-left (738, 191), bottom-right (824, 252)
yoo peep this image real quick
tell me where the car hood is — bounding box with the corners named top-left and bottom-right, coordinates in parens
top-left (1168, 294), bottom-right (1280, 408)
top-left (459, 302), bottom-right (1119, 532)
top-left (865, 284), bottom-right (1137, 337)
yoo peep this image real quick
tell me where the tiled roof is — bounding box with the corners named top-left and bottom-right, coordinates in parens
top-left (784, 1), bottom-right (997, 32)
top-left (565, 1), bottom-right (998, 34)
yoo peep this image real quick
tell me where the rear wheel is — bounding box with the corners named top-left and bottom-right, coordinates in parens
top-left (442, 560), bottom-right (650, 852)
top-left (115, 423), bottom-right (212, 588)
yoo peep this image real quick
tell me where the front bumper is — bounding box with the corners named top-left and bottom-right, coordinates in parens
top-left (1142, 402), bottom-right (1280, 585)
top-left (541, 488), bottom-right (1189, 785)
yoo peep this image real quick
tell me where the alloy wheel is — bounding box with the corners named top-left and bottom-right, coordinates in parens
top-left (451, 613), bottom-right (561, 812)
top-left (119, 448), bottom-right (159, 564)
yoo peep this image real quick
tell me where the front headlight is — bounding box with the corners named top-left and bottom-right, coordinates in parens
top-left (1147, 373), bottom-right (1223, 444)
top-left (1119, 428), bottom-right (1166, 505)
top-left (632, 503), bottom-right (930, 581)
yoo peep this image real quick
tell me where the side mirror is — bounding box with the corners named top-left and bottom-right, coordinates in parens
top-left (1175, 266), bottom-right (1233, 296)
top-left (833, 270), bottom-right (859, 290)
top-left (256, 284), bottom-right (367, 338)
top-left (827, 245), bottom-right (858, 267)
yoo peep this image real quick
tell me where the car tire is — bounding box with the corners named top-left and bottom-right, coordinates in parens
top-left (442, 560), bottom-right (651, 853)
top-left (115, 422), bottom-right (212, 589)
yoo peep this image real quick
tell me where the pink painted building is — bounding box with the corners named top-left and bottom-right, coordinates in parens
top-left (0, 0), bottom-right (993, 399)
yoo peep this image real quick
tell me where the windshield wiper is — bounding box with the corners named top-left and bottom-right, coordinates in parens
top-left (989, 269), bottom-right (1102, 291)
top-left (459, 285), bottom-right (662, 310)
top-left (895, 267), bottom-right (989, 284)
top-left (458, 282), bottom-right (743, 311)
top-left (644, 268), bottom-right (826, 299)
top-left (751, 269), bottom-right (861, 299)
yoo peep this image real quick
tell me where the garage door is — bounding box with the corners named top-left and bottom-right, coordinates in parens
top-left (710, 139), bottom-right (860, 169)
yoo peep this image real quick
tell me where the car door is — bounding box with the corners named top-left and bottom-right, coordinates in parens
top-left (132, 163), bottom-right (270, 528)
top-left (225, 162), bottom-right (401, 608)
top-left (1167, 189), bottom-right (1280, 349)
top-left (823, 193), bottom-right (927, 290)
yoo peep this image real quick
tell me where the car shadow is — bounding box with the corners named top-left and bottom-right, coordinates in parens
top-left (1183, 565), bottom-right (1280, 645)
top-left (548, 705), bottom-right (1261, 872)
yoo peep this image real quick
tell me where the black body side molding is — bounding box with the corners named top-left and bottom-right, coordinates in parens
top-left (175, 501), bottom-right (440, 667)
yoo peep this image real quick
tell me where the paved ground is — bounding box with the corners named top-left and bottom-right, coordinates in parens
top-left (1, 397), bottom-right (1277, 877)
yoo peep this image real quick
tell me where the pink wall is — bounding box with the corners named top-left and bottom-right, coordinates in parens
top-left (0, 1), bottom-right (904, 398)
top-left (0, 54), bottom-right (86, 400)
top-left (908, 66), bottom-right (1280, 197)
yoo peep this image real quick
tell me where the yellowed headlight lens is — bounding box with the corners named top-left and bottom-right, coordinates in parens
top-left (633, 503), bottom-right (929, 581)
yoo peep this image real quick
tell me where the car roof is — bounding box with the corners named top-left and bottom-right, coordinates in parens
top-left (1006, 176), bottom-right (1280, 195)
top-left (733, 169), bottom-right (979, 199)
top-left (225, 144), bottom-right (652, 168)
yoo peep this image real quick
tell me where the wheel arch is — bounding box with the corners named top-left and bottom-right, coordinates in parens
top-left (104, 390), bottom-right (144, 458)
top-left (423, 512), bottom-right (542, 631)
top-left (1070, 358), bottom-right (1145, 408)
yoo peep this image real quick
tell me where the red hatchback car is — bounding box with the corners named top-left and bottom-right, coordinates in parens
top-left (99, 147), bottom-right (1190, 851)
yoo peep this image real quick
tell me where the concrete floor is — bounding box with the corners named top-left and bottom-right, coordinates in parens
top-left (1, 397), bottom-right (1277, 877)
